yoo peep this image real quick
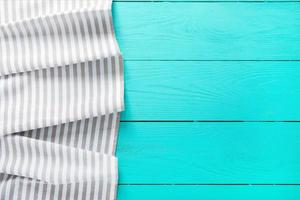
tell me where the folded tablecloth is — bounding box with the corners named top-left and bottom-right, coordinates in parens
top-left (0, 0), bottom-right (124, 199)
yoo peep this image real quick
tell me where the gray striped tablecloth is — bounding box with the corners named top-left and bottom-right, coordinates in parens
top-left (0, 0), bottom-right (124, 199)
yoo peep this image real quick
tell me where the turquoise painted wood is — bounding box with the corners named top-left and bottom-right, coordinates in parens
top-left (117, 122), bottom-right (300, 184)
top-left (118, 186), bottom-right (300, 200)
top-left (116, 0), bottom-right (294, 1)
top-left (113, 1), bottom-right (300, 199)
top-left (113, 3), bottom-right (300, 60)
top-left (121, 61), bottom-right (300, 120)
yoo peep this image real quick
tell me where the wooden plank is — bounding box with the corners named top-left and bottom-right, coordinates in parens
top-left (115, 0), bottom-right (294, 2)
top-left (113, 3), bottom-right (300, 60)
top-left (118, 185), bottom-right (300, 200)
top-left (121, 61), bottom-right (300, 120)
top-left (117, 122), bottom-right (300, 184)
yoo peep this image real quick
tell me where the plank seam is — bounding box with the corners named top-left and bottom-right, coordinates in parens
top-left (114, 1), bottom-right (300, 3)
top-left (118, 183), bottom-right (300, 186)
top-left (121, 120), bottom-right (300, 122)
top-left (124, 59), bottom-right (300, 62)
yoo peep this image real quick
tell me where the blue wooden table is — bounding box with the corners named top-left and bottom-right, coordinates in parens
top-left (113, 1), bottom-right (300, 199)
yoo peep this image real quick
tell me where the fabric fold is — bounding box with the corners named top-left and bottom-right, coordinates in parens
top-left (0, 8), bottom-right (120, 76)
top-left (0, 135), bottom-right (117, 184)
top-left (0, 0), bottom-right (123, 199)
top-left (0, 56), bottom-right (124, 136)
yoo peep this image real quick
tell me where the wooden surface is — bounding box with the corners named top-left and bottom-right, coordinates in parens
top-left (113, 1), bottom-right (300, 199)
top-left (118, 122), bottom-right (300, 184)
top-left (121, 61), bottom-right (300, 120)
top-left (113, 3), bottom-right (300, 60)
top-left (118, 186), bottom-right (300, 200)
top-left (116, 0), bottom-right (295, 1)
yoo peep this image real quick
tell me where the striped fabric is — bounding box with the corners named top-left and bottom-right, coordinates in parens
top-left (0, 0), bottom-right (123, 199)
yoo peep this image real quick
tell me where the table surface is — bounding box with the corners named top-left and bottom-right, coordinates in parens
top-left (113, 1), bottom-right (300, 199)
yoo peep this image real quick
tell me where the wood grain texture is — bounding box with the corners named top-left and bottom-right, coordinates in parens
top-left (118, 185), bottom-right (300, 200)
top-left (114, 1), bottom-right (300, 199)
top-left (115, 0), bottom-right (295, 2)
top-left (117, 122), bottom-right (300, 184)
top-left (121, 61), bottom-right (300, 120)
top-left (113, 3), bottom-right (300, 60)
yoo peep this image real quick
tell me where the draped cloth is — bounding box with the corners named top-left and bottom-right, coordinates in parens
top-left (0, 0), bottom-right (124, 199)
